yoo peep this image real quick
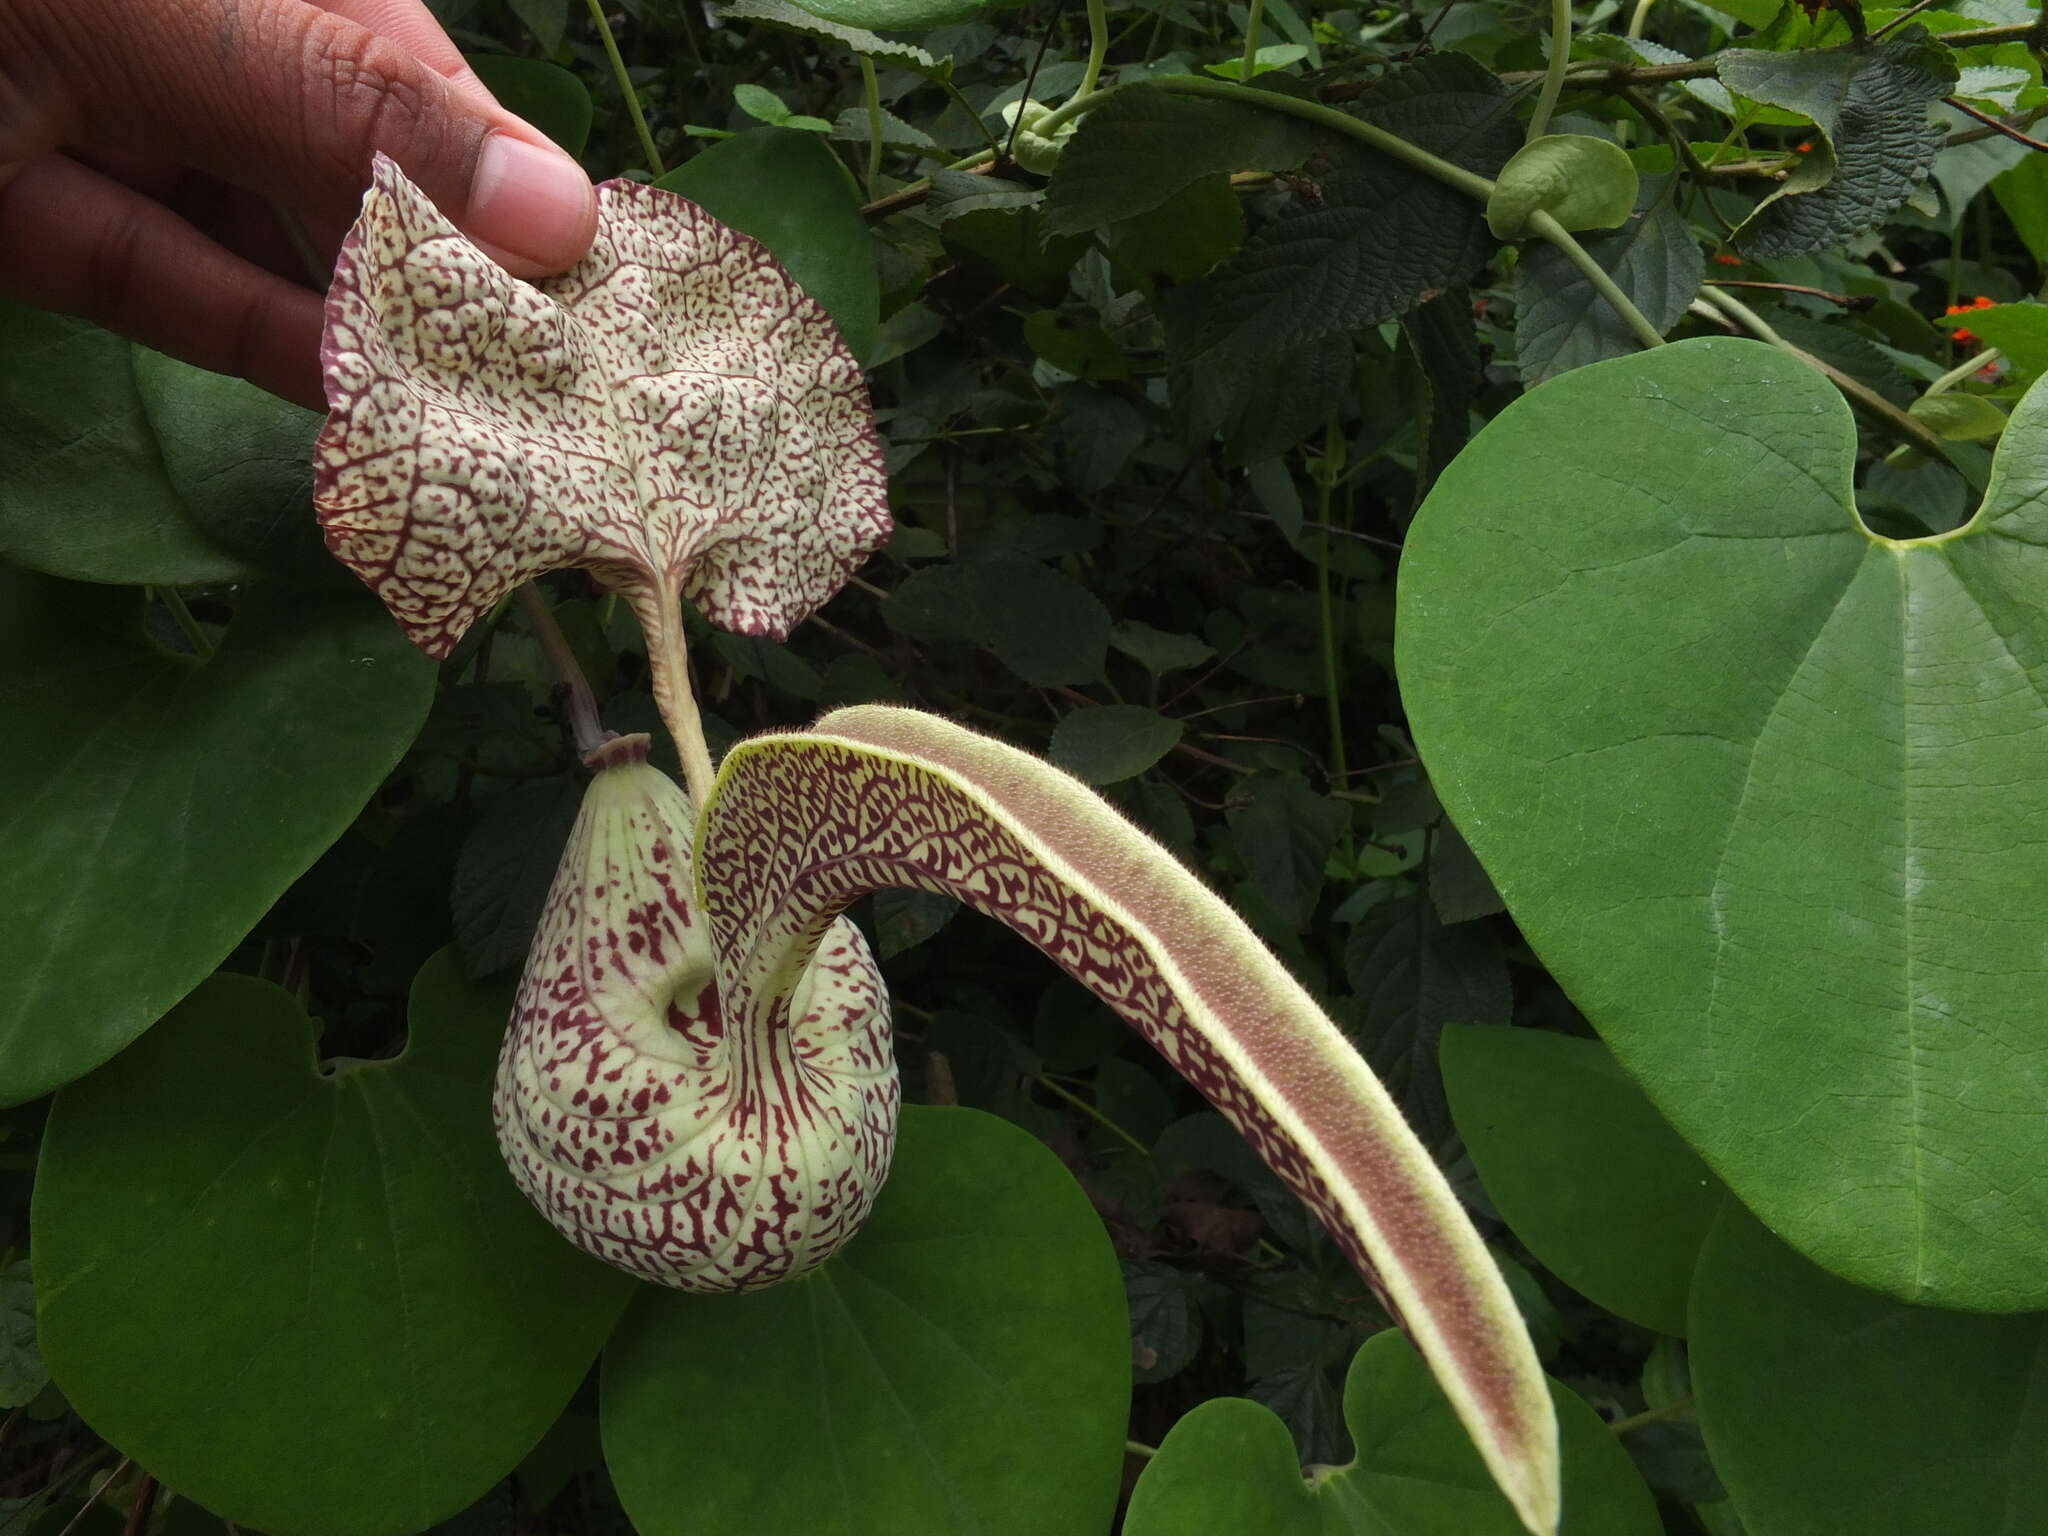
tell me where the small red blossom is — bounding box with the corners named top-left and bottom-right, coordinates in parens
top-left (1945, 295), bottom-right (1997, 348)
top-left (1713, 252), bottom-right (1743, 267)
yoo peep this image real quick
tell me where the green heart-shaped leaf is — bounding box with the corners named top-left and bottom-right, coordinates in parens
top-left (1442, 1025), bottom-right (1728, 1337)
top-left (1486, 134), bottom-right (1639, 239)
top-left (600, 1105), bottom-right (1128, 1536)
top-left (1398, 336), bottom-right (2048, 1310)
top-left (33, 953), bottom-right (635, 1535)
top-left (1689, 1204), bottom-right (2048, 1535)
top-left (0, 567), bottom-right (434, 1102)
top-left (1124, 1329), bottom-right (1659, 1535)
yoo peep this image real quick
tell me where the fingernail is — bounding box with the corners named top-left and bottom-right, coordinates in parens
top-left (468, 132), bottom-right (595, 273)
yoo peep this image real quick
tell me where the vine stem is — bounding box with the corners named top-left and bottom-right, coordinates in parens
top-left (1527, 0), bottom-right (1573, 142)
top-left (1032, 1072), bottom-right (1149, 1154)
top-left (154, 588), bottom-right (215, 662)
top-left (1526, 209), bottom-right (1667, 349)
top-left (1240, 0), bottom-right (1266, 84)
top-left (1033, 75), bottom-right (1667, 353)
top-left (1136, 76), bottom-right (1497, 198)
top-left (584, 0), bottom-right (665, 175)
top-left (1925, 346), bottom-right (2003, 396)
top-left (514, 584), bottom-right (610, 760)
top-left (859, 55), bottom-right (884, 197)
top-left (1079, 0), bottom-right (1111, 98)
top-left (1693, 285), bottom-right (1965, 470)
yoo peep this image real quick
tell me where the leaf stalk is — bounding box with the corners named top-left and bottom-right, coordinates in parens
top-left (859, 54), bottom-right (885, 196)
top-left (1527, 0), bottom-right (1573, 142)
top-left (585, 0), bottom-right (665, 175)
top-left (514, 584), bottom-right (609, 760)
top-left (1080, 0), bottom-right (1112, 98)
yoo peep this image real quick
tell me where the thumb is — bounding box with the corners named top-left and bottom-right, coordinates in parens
top-left (19, 0), bottom-right (596, 274)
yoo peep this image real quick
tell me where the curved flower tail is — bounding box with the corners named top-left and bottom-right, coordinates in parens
top-left (701, 705), bottom-right (1561, 1536)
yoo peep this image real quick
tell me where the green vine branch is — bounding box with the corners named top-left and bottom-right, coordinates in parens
top-left (585, 0), bottom-right (664, 175)
top-left (1527, 0), bottom-right (1574, 141)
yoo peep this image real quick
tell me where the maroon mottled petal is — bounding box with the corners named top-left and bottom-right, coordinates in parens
top-left (493, 755), bottom-right (894, 1291)
top-left (314, 154), bottom-right (889, 657)
top-left (697, 707), bottom-right (1561, 1536)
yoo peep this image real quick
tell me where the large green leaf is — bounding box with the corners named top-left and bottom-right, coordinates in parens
top-left (0, 567), bottom-right (434, 1102)
top-left (33, 954), bottom-right (635, 1535)
top-left (1124, 1330), bottom-right (1660, 1535)
top-left (656, 127), bottom-right (879, 362)
top-left (1689, 1205), bottom-right (2048, 1535)
top-left (1398, 335), bottom-right (2048, 1309)
top-left (1441, 1026), bottom-right (1726, 1336)
top-left (600, 1106), bottom-right (1128, 1536)
top-left (0, 305), bottom-right (253, 585)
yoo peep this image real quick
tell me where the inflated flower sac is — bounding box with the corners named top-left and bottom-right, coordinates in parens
top-left (316, 157), bottom-right (1560, 1534)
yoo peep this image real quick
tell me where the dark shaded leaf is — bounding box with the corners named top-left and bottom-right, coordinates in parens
top-left (1171, 56), bottom-right (1519, 365)
top-left (1721, 29), bottom-right (1959, 256)
top-left (1045, 84), bottom-right (1315, 234)
top-left (1513, 177), bottom-right (1700, 385)
top-left (451, 776), bottom-right (587, 977)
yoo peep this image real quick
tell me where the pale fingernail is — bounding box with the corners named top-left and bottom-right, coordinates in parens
top-left (468, 132), bottom-right (595, 273)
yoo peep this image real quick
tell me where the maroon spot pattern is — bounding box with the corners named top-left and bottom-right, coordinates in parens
top-left (699, 739), bottom-right (1407, 1319)
top-left (493, 755), bottom-right (895, 1291)
top-left (313, 154), bottom-right (890, 660)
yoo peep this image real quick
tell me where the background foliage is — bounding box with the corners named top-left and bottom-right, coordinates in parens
top-left (3, 0), bottom-right (2047, 1530)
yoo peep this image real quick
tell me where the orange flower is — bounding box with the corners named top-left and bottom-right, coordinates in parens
top-left (1945, 295), bottom-right (1996, 348)
top-left (1713, 252), bottom-right (1743, 266)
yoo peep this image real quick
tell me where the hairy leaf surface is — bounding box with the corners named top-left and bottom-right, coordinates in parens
top-left (1512, 179), bottom-right (1700, 385)
top-left (1721, 29), bottom-right (1957, 256)
top-left (1044, 84), bottom-right (1316, 234)
top-left (1170, 56), bottom-right (1518, 365)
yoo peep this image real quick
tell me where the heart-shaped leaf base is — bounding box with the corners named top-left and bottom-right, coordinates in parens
top-left (34, 953), bottom-right (634, 1536)
top-left (1399, 336), bottom-right (2048, 1310)
top-left (600, 1106), bottom-right (1128, 1536)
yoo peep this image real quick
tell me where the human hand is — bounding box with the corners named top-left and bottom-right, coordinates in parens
top-left (0, 0), bottom-right (599, 409)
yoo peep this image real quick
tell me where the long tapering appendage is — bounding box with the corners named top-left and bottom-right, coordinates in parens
top-left (492, 734), bottom-right (897, 1291)
top-left (697, 707), bottom-right (1560, 1536)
